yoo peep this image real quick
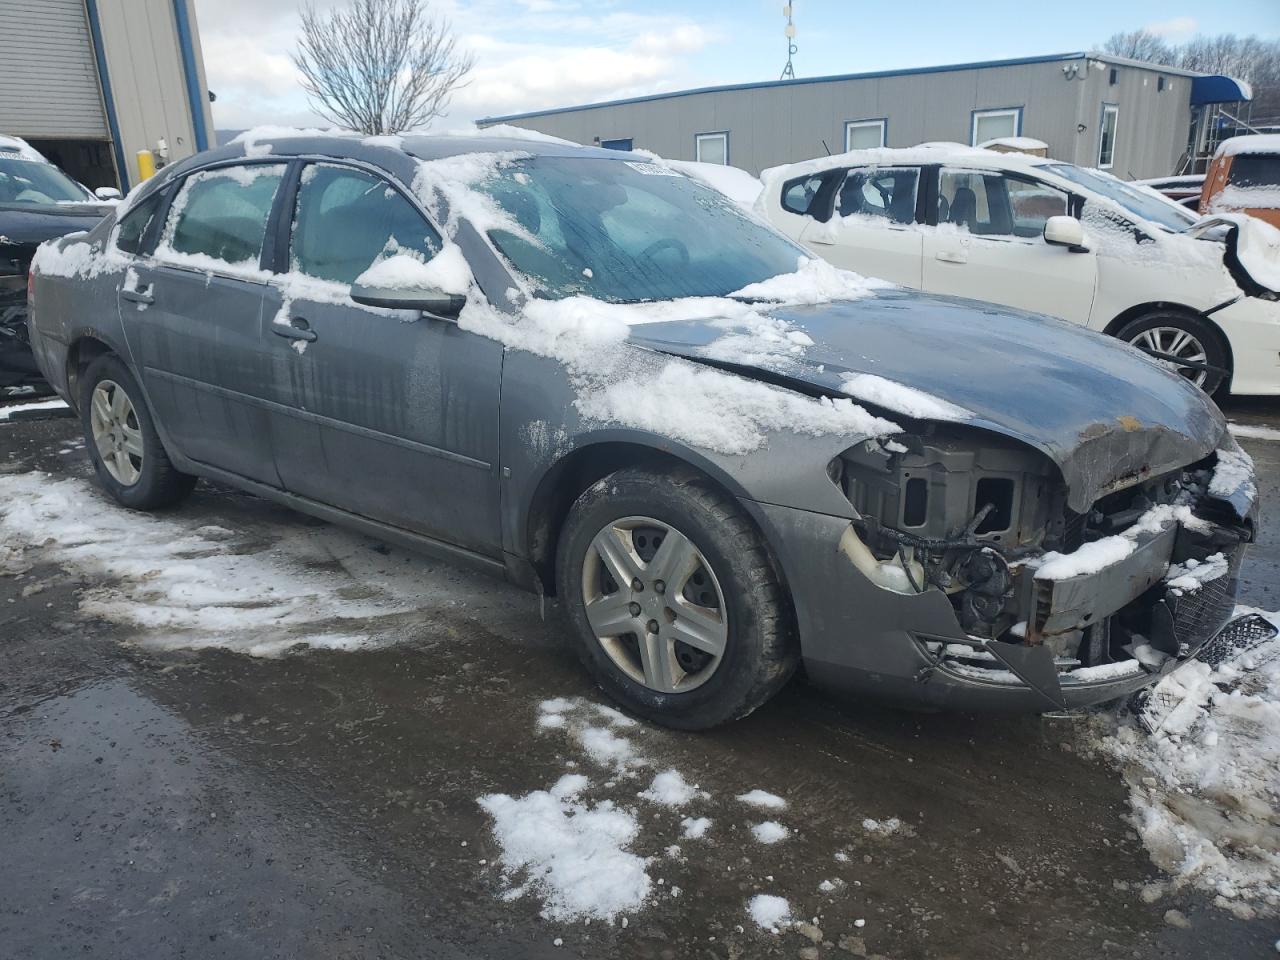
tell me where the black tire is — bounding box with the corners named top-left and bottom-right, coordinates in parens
top-left (1115, 310), bottom-right (1230, 397)
top-left (79, 353), bottom-right (196, 510)
top-left (556, 466), bottom-right (797, 730)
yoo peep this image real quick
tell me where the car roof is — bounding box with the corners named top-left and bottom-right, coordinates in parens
top-left (760, 145), bottom-right (1056, 187)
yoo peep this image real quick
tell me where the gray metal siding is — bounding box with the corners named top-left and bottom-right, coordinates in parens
top-left (493, 57), bottom-right (1192, 180)
top-left (0, 0), bottom-right (108, 139)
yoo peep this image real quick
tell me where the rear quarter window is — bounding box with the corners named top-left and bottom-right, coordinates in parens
top-left (780, 174), bottom-right (828, 217)
top-left (114, 192), bottom-right (164, 255)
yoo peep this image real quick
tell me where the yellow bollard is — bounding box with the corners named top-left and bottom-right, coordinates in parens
top-left (135, 149), bottom-right (156, 181)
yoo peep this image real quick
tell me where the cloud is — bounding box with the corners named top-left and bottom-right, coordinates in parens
top-left (193, 0), bottom-right (720, 131)
top-left (1144, 16), bottom-right (1198, 38)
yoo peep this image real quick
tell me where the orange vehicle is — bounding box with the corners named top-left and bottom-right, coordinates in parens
top-left (1200, 134), bottom-right (1280, 228)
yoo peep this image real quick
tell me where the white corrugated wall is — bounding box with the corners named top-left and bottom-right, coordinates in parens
top-left (0, 0), bottom-right (108, 139)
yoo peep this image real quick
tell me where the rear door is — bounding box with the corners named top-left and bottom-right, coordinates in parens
top-left (119, 162), bottom-right (287, 485)
top-left (797, 166), bottom-right (924, 286)
top-left (264, 161), bottom-right (505, 554)
top-left (921, 168), bottom-right (1096, 324)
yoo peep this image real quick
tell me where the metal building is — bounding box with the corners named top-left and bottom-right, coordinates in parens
top-left (480, 52), bottom-right (1252, 179)
top-left (0, 0), bottom-right (214, 191)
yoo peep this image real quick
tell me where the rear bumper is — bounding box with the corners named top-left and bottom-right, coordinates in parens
top-left (744, 469), bottom-right (1256, 713)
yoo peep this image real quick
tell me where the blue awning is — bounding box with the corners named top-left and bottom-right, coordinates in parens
top-left (1191, 75), bottom-right (1253, 105)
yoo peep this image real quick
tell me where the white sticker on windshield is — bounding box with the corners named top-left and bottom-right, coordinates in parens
top-left (624, 161), bottom-right (681, 177)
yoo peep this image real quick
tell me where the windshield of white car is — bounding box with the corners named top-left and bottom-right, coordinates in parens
top-left (1043, 163), bottom-right (1197, 232)
top-left (477, 156), bottom-right (807, 302)
top-left (0, 157), bottom-right (92, 205)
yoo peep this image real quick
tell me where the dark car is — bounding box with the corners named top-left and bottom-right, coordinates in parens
top-left (0, 135), bottom-right (115, 395)
top-left (25, 132), bottom-right (1259, 729)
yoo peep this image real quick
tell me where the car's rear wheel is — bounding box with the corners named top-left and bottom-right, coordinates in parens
top-left (556, 466), bottom-right (797, 729)
top-left (80, 353), bottom-right (195, 509)
top-left (1116, 311), bottom-right (1229, 396)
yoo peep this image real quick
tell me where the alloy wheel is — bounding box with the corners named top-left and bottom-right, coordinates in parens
top-left (1129, 326), bottom-right (1209, 388)
top-left (89, 379), bottom-right (144, 486)
top-left (580, 516), bottom-right (728, 694)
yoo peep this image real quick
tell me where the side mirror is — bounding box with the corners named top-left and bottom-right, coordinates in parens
top-left (94, 186), bottom-right (123, 201)
top-left (349, 282), bottom-right (466, 318)
top-left (1043, 215), bottom-right (1089, 252)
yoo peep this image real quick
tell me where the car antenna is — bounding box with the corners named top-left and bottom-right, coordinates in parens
top-left (821, 139), bottom-right (831, 156)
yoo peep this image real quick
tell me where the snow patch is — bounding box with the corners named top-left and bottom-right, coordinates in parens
top-left (737, 789), bottom-right (787, 810)
top-left (840, 373), bottom-right (972, 421)
top-left (751, 821), bottom-right (791, 844)
top-left (680, 816), bottom-right (712, 839)
top-left (747, 893), bottom-right (792, 932)
top-left (639, 770), bottom-right (698, 808)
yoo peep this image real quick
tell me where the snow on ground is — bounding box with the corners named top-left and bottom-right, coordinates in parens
top-left (1086, 607), bottom-right (1280, 918)
top-left (478, 773), bottom-right (651, 922)
top-left (1230, 422), bottom-right (1280, 442)
top-left (639, 770), bottom-right (699, 807)
top-left (0, 471), bottom-right (497, 656)
top-left (0, 399), bottom-right (69, 421)
top-left (750, 821), bottom-right (791, 844)
top-left (747, 893), bottom-right (792, 932)
top-left (738, 789), bottom-right (788, 810)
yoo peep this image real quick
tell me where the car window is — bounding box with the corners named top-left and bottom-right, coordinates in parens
top-left (1228, 154), bottom-right (1280, 189)
top-left (1043, 163), bottom-right (1195, 232)
top-left (938, 169), bottom-right (1063, 238)
top-left (291, 164), bottom-right (443, 285)
top-left (476, 156), bottom-right (806, 303)
top-left (1006, 179), bottom-right (1069, 237)
top-left (781, 174), bottom-right (827, 216)
top-left (0, 157), bottom-right (91, 205)
top-left (160, 164), bottom-right (286, 268)
top-left (836, 167), bottom-right (919, 224)
top-left (115, 191), bottom-right (164, 255)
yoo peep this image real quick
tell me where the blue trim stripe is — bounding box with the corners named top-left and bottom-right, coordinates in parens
top-left (482, 52), bottom-right (1090, 124)
top-left (83, 0), bottom-right (129, 191)
top-left (172, 0), bottom-right (209, 152)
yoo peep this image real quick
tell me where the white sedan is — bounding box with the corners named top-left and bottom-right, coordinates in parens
top-left (759, 146), bottom-right (1280, 396)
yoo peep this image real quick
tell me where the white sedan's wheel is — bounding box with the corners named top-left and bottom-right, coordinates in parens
top-left (1127, 326), bottom-right (1209, 388)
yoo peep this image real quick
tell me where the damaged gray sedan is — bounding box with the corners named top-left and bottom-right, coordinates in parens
top-left (26, 132), bottom-right (1261, 728)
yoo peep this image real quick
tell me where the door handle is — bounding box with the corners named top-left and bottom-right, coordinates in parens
top-left (273, 317), bottom-right (318, 342)
top-left (934, 250), bottom-right (968, 264)
top-left (806, 235), bottom-right (835, 246)
top-left (121, 286), bottom-right (154, 305)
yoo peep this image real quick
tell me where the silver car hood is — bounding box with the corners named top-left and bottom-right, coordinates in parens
top-left (628, 288), bottom-right (1227, 512)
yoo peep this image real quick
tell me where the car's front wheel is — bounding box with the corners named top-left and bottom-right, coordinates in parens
top-left (556, 466), bottom-right (797, 729)
top-left (1116, 311), bottom-right (1229, 396)
top-left (79, 353), bottom-right (195, 509)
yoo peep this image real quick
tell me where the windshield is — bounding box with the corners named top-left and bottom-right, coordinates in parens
top-left (0, 156), bottom-right (91, 205)
top-left (475, 156), bottom-right (806, 302)
top-left (1043, 163), bottom-right (1196, 232)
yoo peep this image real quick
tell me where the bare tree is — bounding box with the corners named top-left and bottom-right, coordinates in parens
top-left (293, 0), bottom-right (473, 135)
top-left (1099, 30), bottom-right (1280, 123)
top-left (1103, 29), bottom-right (1174, 64)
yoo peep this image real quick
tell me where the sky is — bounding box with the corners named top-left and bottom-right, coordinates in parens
top-left (192, 0), bottom-right (1280, 133)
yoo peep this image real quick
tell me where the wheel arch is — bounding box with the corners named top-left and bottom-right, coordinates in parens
top-left (1102, 301), bottom-right (1234, 391)
top-left (65, 335), bottom-right (118, 412)
top-left (522, 439), bottom-right (788, 601)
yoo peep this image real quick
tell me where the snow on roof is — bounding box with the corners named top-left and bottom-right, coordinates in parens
top-left (0, 134), bottom-right (47, 162)
top-left (1216, 134), bottom-right (1280, 159)
top-left (760, 143), bottom-right (1053, 188)
top-left (977, 136), bottom-right (1049, 151)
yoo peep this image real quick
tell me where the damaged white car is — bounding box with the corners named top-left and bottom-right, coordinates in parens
top-left (760, 145), bottom-right (1280, 397)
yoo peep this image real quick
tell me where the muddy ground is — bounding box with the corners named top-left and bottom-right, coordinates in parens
top-left (2, 401), bottom-right (1279, 959)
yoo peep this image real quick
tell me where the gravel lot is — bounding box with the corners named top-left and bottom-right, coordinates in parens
top-left (2, 399), bottom-right (1279, 959)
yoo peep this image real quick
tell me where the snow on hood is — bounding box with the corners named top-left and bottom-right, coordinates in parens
top-left (1190, 213), bottom-right (1280, 295)
top-left (628, 288), bottom-right (1227, 510)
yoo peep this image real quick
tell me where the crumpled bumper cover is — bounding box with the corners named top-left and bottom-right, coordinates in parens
top-left (743, 441), bottom-right (1259, 714)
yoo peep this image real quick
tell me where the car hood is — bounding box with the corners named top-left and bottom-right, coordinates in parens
top-left (0, 202), bottom-right (112, 251)
top-left (627, 288), bottom-right (1227, 512)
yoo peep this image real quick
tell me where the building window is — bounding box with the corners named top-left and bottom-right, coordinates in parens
top-left (1157, 76), bottom-right (1166, 92)
top-left (696, 132), bottom-right (728, 165)
top-left (1109, 67), bottom-right (1118, 85)
top-left (971, 108), bottom-right (1020, 146)
top-left (600, 138), bottom-right (633, 151)
top-left (844, 119), bottom-right (886, 151)
top-left (1098, 104), bottom-right (1119, 169)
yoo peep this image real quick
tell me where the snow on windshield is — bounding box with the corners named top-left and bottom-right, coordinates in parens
top-left (412, 150), bottom-right (905, 456)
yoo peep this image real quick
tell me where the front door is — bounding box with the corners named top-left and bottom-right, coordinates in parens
top-left (266, 162), bottom-right (504, 555)
top-left (119, 162), bottom-right (288, 486)
top-left (798, 166), bottom-right (924, 287)
top-left (921, 168), bottom-right (1097, 324)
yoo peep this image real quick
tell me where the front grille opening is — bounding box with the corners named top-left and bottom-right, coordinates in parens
top-left (974, 478), bottom-right (1014, 533)
top-left (903, 477), bottom-right (928, 527)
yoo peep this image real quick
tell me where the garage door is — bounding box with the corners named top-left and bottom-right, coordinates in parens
top-left (0, 0), bottom-right (108, 139)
